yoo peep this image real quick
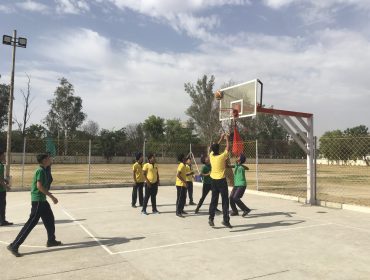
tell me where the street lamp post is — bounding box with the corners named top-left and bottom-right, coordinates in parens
top-left (2, 30), bottom-right (27, 183)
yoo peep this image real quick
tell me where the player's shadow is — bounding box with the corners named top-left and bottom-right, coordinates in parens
top-left (212, 219), bottom-right (305, 231)
top-left (54, 191), bottom-right (95, 195)
top-left (21, 236), bottom-right (145, 256)
top-left (230, 220), bottom-right (305, 232)
top-left (244, 211), bottom-right (296, 218)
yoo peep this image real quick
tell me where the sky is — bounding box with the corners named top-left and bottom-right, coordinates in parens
top-left (0, 0), bottom-right (369, 137)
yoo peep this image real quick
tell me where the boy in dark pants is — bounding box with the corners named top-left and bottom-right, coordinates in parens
top-left (132, 152), bottom-right (144, 207)
top-left (176, 154), bottom-right (187, 217)
top-left (7, 154), bottom-right (62, 257)
top-left (229, 154), bottom-right (251, 217)
top-left (209, 133), bottom-right (232, 228)
top-left (141, 154), bottom-right (160, 215)
top-left (0, 150), bottom-right (13, 226)
top-left (185, 157), bottom-right (195, 205)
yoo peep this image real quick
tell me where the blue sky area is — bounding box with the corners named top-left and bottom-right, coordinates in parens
top-left (1, 0), bottom-right (369, 136)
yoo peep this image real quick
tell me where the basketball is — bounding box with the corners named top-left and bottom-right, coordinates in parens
top-left (215, 90), bottom-right (224, 100)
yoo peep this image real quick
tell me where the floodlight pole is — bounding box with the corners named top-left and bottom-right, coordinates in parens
top-left (4, 30), bottom-right (17, 182)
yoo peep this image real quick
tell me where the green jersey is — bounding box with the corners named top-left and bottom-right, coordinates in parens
top-left (0, 163), bottom-right (5, 192)
top-left (31, 166), bottom-right (47, 202)
top-left (201, 164), bottom-right (212, 185)
top-left (234, 164), bottom-right (247, 188)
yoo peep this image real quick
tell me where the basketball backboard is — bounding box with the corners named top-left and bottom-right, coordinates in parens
top-left (219, 79), bottom-right (263, 121)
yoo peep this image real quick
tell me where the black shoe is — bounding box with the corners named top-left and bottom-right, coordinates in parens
top-left (189, 201), bottom-right (196, 206)
top-left (242, 209), bottom-right (251, 217)
top-left (208, 220), bottom-right (215, 227)
top-left (47, 240), bottom-right (63, 247)
top-left (7, 245), bottom-right (22, 257)
top-left (221, 221), bottom-right (233, 228)
top-left (194, 207), bottom-right (199, 214)
top-left (181, 211), bottom-right (188, 215)
top-left (0, 221), bottom-right (13, 226)
top-left (141, 210), bottom-right (148, 215)
top-left (152, 210), bottom-right (160, 214)
top-left (131, 205), bottom-right (137, 208)
top-left (230, 211), bottom-right (239, 216)
top-left (176, 213), bottom-right (185, 218)
top-left (215, 209), bottom-right (222, 213)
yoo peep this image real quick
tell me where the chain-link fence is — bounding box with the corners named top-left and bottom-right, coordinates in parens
top-left (5, 136), bottom-right (370, 207)
top-left (316, 136), bottom-right (370, 206)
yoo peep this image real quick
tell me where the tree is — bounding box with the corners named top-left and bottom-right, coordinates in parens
top-left (14, 74), bottom-right (33, 139)
top-left (25, 124), bottom-right (47, 139)
top-left (0, 84), bottom-right (9, 131)
top-left (185, 75), bottom-right (220, 145)
top-left (143, 115), bottom-right (165, 141)
top-left (99, 128), bottom-right (126, 160)
top-left (44, 78), bottom-right (86, 154)
top-left (81, 120), bottom-right (100, 137)
top-left (125, 123), bottom-right (145, 152)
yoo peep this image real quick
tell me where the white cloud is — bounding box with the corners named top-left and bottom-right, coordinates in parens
top-left (14, 27), bottom-right (369, 136)
top-left (0, 4), bottom-right (15, 13)
top-left (55, 0), bottom-right (90, 15)
top-left (16, 1), bottom-right (49, 13)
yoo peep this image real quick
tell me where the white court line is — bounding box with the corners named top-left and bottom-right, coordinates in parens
top-left (111, 222), bottom-right (333, 255)
top-left (61, 208), bottom-right (114, 255)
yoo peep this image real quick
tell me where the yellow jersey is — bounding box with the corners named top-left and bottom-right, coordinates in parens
top-left (132, 162), bottom-right (144, 183)
top-left (143, 163), bottom-right (158, 184)
top-left (209, 150), bottom-right (229, 179)
top-left (176, 162), bottom-right (187, 187)
top-left (185, 164), bottom-right (193, 182)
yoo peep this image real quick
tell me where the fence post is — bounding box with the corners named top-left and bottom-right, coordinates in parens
top-left (21, 137), bottom-right (26, 187)
top-left (88, 139), bottom-right (91, 186)
top-left (256, 139), bottom-right (259, 191)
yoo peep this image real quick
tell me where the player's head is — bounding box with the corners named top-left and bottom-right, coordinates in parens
top-left (177, 153), bottom-right (186, 163)
top-left (37, 153), bottom-right (51, 166)
top-left (147, 153), bottom-right (155, 163)
top-left (211, 143), bottom-right (220, 155)
top-left (238, 154), bottom-right (246, 164)
top-left (135, 152), bottom-right (143, 163)
top-left (186, 156), bottom-right (191, 165)
top-left (201, 155), bottom-right (209, 165)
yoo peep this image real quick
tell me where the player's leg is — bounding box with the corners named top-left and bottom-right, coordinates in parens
top-left (188, 182), bottom-right (195, 205)
top-left (141, 183), bottom-right (150, 215)
top-left (0, 192), bottom-right (6, 224)
top-left (229, 187), bottom-right (238, 215)
top-left (132, 183), bottom-right (138, 207)
top-left (138, 182), bottom-right (144, 207)
top-left (41, 201), bottom-right (62, 246)
top-left (219, 179), bottom-right (231, 227)
top-left (208, 180), bottom-right (220, 226)
top-left (234, 187), bottom-right (251, 216)
top-left (180, 187), bottom-right (187, 214)
top-left (195, 183), bottom-right (211, 213)
top-left (151, 183), bottom-right (159, 213)
top-left (176, 186), bottom-right (182, 216)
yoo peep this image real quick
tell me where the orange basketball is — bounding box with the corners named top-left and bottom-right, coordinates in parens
top-left (215, 90), bottom-right (224, 100)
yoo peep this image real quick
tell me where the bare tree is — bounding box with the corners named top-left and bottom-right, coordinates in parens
top-left (14, 73), bottom-right (34, 139)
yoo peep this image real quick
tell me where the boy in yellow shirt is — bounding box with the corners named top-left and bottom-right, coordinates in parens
top-left (132, 152), bottom-right (144, 207)
top-left (141, 154), bottom-right (160, 215)
top-left (176, 154), bottom-right (188, 217)
top-left (209, 133), bottom-right (232, 228)
top-left (185, 157), bottom-right (196, 205)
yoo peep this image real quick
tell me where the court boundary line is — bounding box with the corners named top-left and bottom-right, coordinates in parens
top-left (110, 222), bottom-right (332, 255)
top-left (61, 208), bottom-right (114, 255)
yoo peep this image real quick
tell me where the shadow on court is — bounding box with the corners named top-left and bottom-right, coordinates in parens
top-left (244, 211), bottom-right (296, 218)
top-left (21, 236), bottom-right (145, 256)
top-left (226, 220), bottom-right (305, 232)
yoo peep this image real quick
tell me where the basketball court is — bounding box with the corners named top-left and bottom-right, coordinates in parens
top-left (1, 186), bottom-right (369, 280)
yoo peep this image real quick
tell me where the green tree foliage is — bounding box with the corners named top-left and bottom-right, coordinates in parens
top-left (125, 123), bottom-right (145, 153)
top-left (319, 125), bottom-right (369, 163)
top-left (99, 128), bottom-right (126, 160)
top-left (143, 115), bottom-right (165, 141)
top-left (44, 78), bottom-right (86, 139)
top-left (25, 124), bottom-right (47, 139)
top-left (185, 75), bottom-right (220, 145)
top-left (0, 84), bottom-right (10, 131)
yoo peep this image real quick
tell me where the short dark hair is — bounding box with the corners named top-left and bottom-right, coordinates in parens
top-left (239, 154), bottom-right (246, 164)
top-left (177, 153), bottom-right (185, 162)
top-left (200, 155), bottom-right (207, 164)
top-left (37, 153), bottom-right (49, 164)
top-left (211, 143), bottom-right (220, 155)
top-left (147, 153), bottom-right (154, 160)
top-left (135, 152), bottom-right (143, 161)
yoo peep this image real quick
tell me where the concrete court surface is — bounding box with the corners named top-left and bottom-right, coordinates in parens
top-left (0, 186), bottom-right (369, 280)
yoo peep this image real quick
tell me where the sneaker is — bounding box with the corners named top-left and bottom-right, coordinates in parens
top-left (141, 211), bottom-right (148, 215)
top-left (189, 201), bottom-right (196, 206)
top-left (208, 220), bottom-right (215, 227)
top-left (0, 221), bottom-right (13, 226)
top-left (131, 205), bottom-right (137, 208)
top-left (230, 211), bottom-right (239, 216)
top-left (221, 221), bottom-right (233, 228)
top-left (7, 245), bottom-right (22, 257)
top-left (181, 211), bottom-right (188, 215)
top-left (176, 213), bottom-right (185, 218)
top-left (47, 240), bottom-right (63, 247)
top-left (242, 209), bottom-right (251, 217)
top-left (152, 210), bottom-right (160, 214)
